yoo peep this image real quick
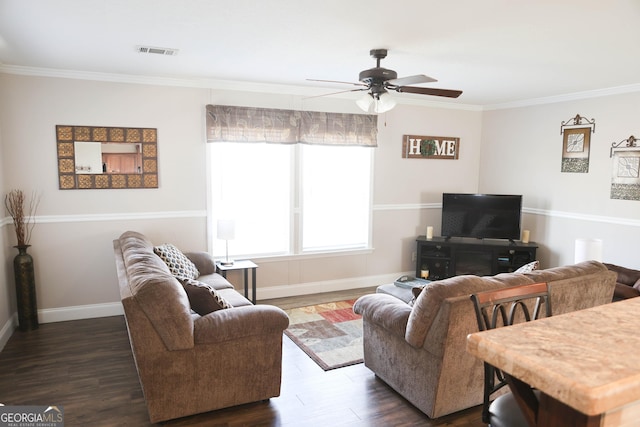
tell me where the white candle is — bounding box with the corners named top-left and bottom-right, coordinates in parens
top-left (426, 226), bottom-right (434, 240)
top-left (522, 229), bottom-right (530, 243)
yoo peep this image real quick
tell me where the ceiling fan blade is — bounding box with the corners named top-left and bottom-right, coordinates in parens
top-left (395, 86), bottom-right (463, 98)
top-left (387, 74), bottom-right (437, 86)
top-left (307, 78), bottom-right (367, 87)
top-left (303, 88), bottom-right (368, 100)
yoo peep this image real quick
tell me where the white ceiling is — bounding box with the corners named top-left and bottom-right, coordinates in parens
top-left (1, 0), bottom-right (640, 107)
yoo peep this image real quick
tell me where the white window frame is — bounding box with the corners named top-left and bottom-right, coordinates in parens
top-left (206, 143), bottom-right (374, 260)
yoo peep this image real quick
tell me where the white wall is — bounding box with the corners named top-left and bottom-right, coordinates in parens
top-left (4, 70), bottom-right (637, 346)
top-left (0, 116), bottom-right (14, 350)
top-left (480, 92), bottom-right (640, 268)
top-left (0, 72), bottom-right (483, 343)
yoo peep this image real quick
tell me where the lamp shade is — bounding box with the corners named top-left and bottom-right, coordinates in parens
top-left (574, 238), bottom-right (602, 263)
top-left (216, 219), bottom-right (235, 240)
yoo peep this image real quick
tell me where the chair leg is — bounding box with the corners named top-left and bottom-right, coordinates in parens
top-left (482, 368), bottom-right (492, 423)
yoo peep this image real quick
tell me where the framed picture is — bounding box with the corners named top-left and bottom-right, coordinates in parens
top-left (611, 148), bottom-right (640, 200)
top-left (561, 127), bottom-right (591, 173)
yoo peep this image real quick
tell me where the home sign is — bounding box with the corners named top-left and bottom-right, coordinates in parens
top-left (402, 135), bottom-right (460, 160)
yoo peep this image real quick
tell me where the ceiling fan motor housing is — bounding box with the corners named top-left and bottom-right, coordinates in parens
top-left (359, 68), bottom-right (398, 85)
top-left (360, 49), bottom-right (396, 96)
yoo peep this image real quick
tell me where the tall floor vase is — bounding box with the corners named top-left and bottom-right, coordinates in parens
top-left (13, 245), bottom-right (38, 331)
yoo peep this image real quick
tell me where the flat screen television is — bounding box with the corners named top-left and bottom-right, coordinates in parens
top-left (441, 193), bottom-right (522, 240)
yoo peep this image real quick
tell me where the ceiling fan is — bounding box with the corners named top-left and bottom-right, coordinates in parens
top-left (308, 49), bottom-right (463, 113)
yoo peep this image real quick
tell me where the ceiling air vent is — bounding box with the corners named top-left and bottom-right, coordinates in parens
top-left (136, 45), bottom-right (179, 56)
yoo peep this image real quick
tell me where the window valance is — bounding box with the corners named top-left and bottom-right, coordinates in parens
top-left (206, 104), bottom-right (378, 147)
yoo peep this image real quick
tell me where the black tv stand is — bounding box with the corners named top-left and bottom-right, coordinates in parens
top-left (416, 236), bottom-right (537, 280)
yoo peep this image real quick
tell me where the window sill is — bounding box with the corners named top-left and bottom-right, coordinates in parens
top-left (229, 247), bottom-right (375, 264)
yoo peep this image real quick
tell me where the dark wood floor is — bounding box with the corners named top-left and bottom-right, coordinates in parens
top-left (0, 288), bottom-right (485, 426)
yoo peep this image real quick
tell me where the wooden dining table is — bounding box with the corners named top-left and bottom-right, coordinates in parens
top-left (467, 297), bottom-right (640, 427)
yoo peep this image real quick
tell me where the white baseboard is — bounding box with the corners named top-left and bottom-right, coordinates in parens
top-left (255, 272), bottom-right (407, 300)
top-left (0, 272), bottom-right (408, 347)
top-left (0, 313), bottom-right (17, 352)
top-left (38, 302), bottom-right (124, 323)
top-left (0, 303), bottom-right (124, 352)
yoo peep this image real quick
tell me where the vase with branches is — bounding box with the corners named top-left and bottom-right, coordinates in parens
top-left (5, 189), bottom-right (39, 247)
top-left (4, 189), bottom-right (40, 331)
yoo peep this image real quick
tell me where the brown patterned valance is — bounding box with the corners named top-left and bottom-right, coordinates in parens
top-left (206, 105), bottom-right (378, 147)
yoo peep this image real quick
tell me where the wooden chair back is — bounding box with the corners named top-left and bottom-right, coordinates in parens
top-left (470, 282), bottom-right (551, 426)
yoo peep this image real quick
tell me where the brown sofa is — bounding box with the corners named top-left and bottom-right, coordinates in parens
top-left (353, 261), bottom-right (616, 419)
top-left (113, 231), bottom-right (289, 423)
top-left (604, 263), bottom-right (640, 300)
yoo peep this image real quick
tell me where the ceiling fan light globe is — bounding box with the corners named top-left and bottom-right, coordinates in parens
top-left (374, 93), bottom-right (396, 113)
top-left (356, 93), bottom-right (374, 112)
top-left (356, 92), bottom-right (396, 114)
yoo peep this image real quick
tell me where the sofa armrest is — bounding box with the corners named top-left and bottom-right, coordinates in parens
top-left (615, 282), bottom-right (640, 299)
top-left (604, 263), bottom-right (640, 286)
top-left (193, 305), bottom-right (289, 344)
top-left (353, 294), bottom-right (412, 339)
top-left (185, 251), bottom-right (216, 275)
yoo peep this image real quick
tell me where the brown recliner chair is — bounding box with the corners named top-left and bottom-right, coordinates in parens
top-left (604, 263), bottom-right (640, 300)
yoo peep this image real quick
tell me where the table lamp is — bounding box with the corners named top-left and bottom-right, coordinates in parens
top-left (574, 238), bottom-right (603, 263)
top-left (217, 219), bottom-right (235, 266)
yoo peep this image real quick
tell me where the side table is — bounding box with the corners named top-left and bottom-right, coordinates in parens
top-left (215, 260), bottom-right (258, 304)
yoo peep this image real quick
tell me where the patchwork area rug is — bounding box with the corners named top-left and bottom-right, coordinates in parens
top-left (284, 299), bottom-right (363, 371)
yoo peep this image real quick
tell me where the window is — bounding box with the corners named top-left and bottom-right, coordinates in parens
top-left (301, 145), bottom-right (372, 252)
top-left (209, 143), bottom-right (373, 258)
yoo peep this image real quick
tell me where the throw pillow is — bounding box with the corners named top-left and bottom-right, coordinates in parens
top-left (153, 243), bottom-right (200, 279)
top-left (180, 278), bottom-right (234, 315)
top-left (515, 260), bottom-right (540, 273)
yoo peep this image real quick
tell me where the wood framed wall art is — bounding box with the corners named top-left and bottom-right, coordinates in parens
top-left (560, 114), bottom-right (595, 173)
top-left (402, 135), bottom-right (460, 160)
top-left (56, 125), bottom-right (158, 189)
top-left (561, 127), bottom-right (591, 173)
top-left (610, 135), bottom-right (640, 200)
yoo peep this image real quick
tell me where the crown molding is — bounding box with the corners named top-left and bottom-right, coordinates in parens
top-left (483, 83), bottom-right (640, 111)
top-left (0, 63), bottom-right (482, 111)
top-left (2, 63), bottom-right (638, 112)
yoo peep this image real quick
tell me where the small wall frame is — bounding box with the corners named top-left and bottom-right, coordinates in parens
top-left (560, 114), bottom-right (595, 173)
top-left (56, 125), bottom-right (158, 190)
top-left (610, 135), bottom-right (640, 200)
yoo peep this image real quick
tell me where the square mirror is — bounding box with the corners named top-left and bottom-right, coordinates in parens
top-left (56, 125), bottom-right (158, 189)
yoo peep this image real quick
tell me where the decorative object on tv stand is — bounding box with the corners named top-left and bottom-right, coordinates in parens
top-left (4, 189), bottom-right (40, 331)
top-left (217, 219), bottom-right (235, 266)
top-left (560, 113), bottom-right (595, 173)
top-left (609, 135), bottom-right (640, 201)
top-left (426, 226), bottom-right (434, 240)
top-left (402, 135), bottom-right (460, 160)
top-left (521, 229), bottom-right (530, 244)
top-left (574, 238), bottom-right (603, 263)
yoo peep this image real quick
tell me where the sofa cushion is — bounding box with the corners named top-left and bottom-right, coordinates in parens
top-left (154, 243), bottom-right (200, 279)
top-left (196, 273), bottom-right (235, 290)
top-left (180, 278), bottom-right (234, 315)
